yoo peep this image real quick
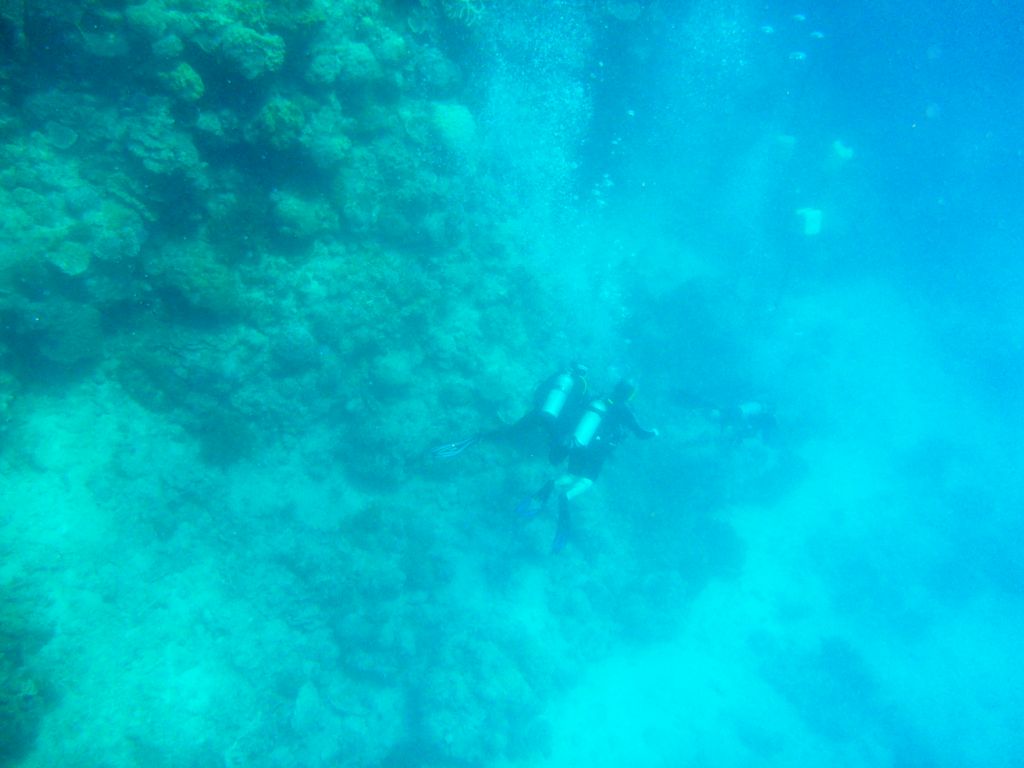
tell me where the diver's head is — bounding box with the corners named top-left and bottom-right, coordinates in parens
top-left (610, 377), bottom-right (637, 404)
top-left (570, 362), bottom-right (589, 379)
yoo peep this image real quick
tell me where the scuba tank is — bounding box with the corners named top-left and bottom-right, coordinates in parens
top-left (540, 372), bottom-right (575, 420)
top-left (572, 398), bottom-right (608, 447)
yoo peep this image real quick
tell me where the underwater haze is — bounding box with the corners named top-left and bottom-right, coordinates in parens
top-left (1, 0), bottom-right (1021, 766)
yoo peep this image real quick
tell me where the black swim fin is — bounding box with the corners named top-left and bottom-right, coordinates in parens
top-left (551, 502), bottom-right (571, 553)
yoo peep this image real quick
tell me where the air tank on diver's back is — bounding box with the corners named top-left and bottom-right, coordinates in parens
top-left (540, 372), bottom-right (575, 421)
top-left (572, 399), bottom-right (609, 447)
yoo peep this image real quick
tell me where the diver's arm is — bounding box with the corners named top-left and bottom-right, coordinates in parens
top-left (623, 407), bottom-right (658, 439)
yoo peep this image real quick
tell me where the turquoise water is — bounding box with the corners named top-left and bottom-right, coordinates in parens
top-left (1, 1), bottom-right (1021, 766)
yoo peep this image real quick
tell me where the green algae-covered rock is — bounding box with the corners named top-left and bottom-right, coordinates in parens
top-left (307, 40), bottom-right (382, 86)
top-left (46, 241), bottom-right (92, 276)
top-left (0, 133), bottom-right (146, 281)
top-left (219, 23), bottom-right (285, 79)
top-left (271, 188), bottom-right (338, 242)
top-left (249, 95), bottom-right (305, 150)
top-left (373, 26), bottom-right (408, 67)
top-left (124, 0), bottom-right (169, 40)
top-left (145, 242), bottom-right (247, 321)
top-left (301, 98), bottom-right (353, 170)
top-left (194, 107), bottom-right (242, 147)
top-left (124, 101), bottom-right (207, 186)
top-left (151, 32), bottom-right (185, 59)
top-left (160, 61), bottom-right (205, 102)
top-left (331, 133), bottom-right (455, 241)
top-left (0, 185), bottom-right (74, 275)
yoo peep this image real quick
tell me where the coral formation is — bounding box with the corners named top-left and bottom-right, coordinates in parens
top-left (159, 61), bottom-right (205, 102)
top-left (0, 580), bottom-right (52, 766)
top-left (439, 0), bottom-right (487, 27)
top-left (0, 0), bottom-right (602, 764)
top-left (217, 24), bottom-right (286, 80)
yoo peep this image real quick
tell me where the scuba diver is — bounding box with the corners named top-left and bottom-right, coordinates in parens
top-left (673, 390), bottom-right (778, 445)
top-left (714, 400), bottom-right (777, 444)
top-left (431, 363), bottom-right (589, 463)
top-left (519, 377), bottom-right (658, 553)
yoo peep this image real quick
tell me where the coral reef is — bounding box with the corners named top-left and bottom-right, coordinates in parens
top-left (158, 61), bottom-right (205, 102)
top-left (218, 24), bottom-right (286, 79)
top-left (0, 580), bottom-right (52, 766)
top-left (439, 0), bottom-right (487, 27)
top-left (0, 1), bottom-right (605, 765)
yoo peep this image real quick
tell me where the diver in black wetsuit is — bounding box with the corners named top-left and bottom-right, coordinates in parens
top-left (714, 401), bottom-right (777, 444)
top-left (673, 390), bottom-right (778, 444)
top-left (431, 363), bottom-right (589, 462)
top-left (498, 363), bottom-right (590, 463)
top-left (519, 377), bottom-right (658, 552)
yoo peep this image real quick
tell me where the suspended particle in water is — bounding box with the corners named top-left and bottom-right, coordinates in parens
top-left (789, 51), bottom-right (807, 61)
top-left (795, 207), bottom-right (823, 236)
top-left (761, 24), bottom-right (775, 34)
top-left (792, 13), bottom-right (807, 22)
top-left (810, 30), bottom-right (825, 39)
top-left (832, 139), bottom-right (854, 161)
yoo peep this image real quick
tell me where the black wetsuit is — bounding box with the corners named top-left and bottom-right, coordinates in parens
top-left (718, 403), bottom-right (777, 443)
top-left (499, 371), bottom-right (588, 463)
top-left (530, 397), bottom-right (656, 552)
top-left (567, 400), bottom-right (657, 480)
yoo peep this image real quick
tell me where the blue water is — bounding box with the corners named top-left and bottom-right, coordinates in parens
top-left (0, 1), bottom-right (1021, 766)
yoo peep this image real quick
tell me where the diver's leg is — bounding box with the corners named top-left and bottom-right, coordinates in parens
top-left (564, 477), bottom-right (593, 501)
top-left (553, 475), bottom-right (574, 493)
top-left (551, 478), bottom-right (591, 553)
top-left (547, 438), bottom-right (569, 466)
